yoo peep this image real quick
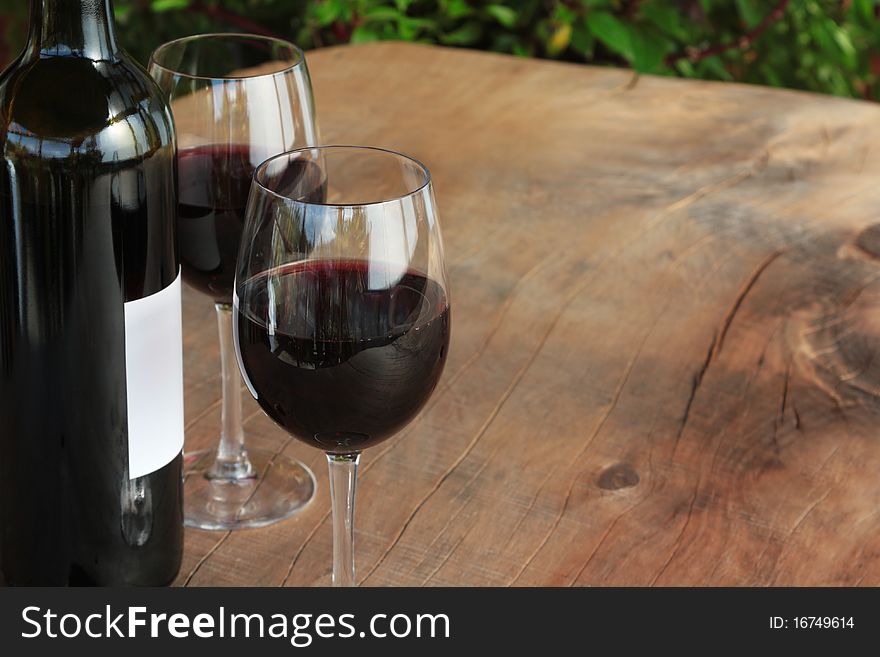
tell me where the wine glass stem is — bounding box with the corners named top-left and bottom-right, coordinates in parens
top-left (208, 302), bottom-right (254, 480)
top-left (327, 453), bottom-right (360, 587)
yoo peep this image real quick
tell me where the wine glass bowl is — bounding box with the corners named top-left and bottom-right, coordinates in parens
top-left (235, 146), bottom-right (450, 584)
top-left (148, 34), bottom-right (319, 531)
top-left (149, 34), bottom-right (318, 305)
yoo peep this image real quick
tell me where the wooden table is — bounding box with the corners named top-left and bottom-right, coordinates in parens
top-left (177, 42), bottom-right (880, 586)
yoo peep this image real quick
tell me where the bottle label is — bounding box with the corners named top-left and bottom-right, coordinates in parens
top-left (124, 273), bottom-right (185, 479)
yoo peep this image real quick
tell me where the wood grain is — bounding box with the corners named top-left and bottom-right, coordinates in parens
top-left (176, 42), bottom-right (880, 586)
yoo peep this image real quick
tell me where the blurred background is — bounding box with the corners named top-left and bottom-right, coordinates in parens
top-left (1, 0), bottom-right (879, 100)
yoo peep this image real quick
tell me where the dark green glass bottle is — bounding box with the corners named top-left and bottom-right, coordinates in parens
top-left (0, 0), bottom-right (184, 586)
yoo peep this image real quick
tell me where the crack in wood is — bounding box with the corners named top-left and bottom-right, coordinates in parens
top-left (654, 333), bottom-right (749, 586)
top-left (569, 499), bottom-right (636, 586)
top-left (661, 316), bottom-right (787, 586)
top-left (772, 363), bottom-right (792, 456)
top-left (648, 490), bottom-right (700, 586)
top-left (770, 487), bottom-right (833, 585)
top-left (671, 330), bottom-right (717, 458)
top-left (664, 151), bottom-right (770, 217)
top-left (509, 479), bottom-right (575, 586)
top-left (499, 467), bottom-right (556, 551)
top-left (412, 497), bottom-right (478, 582)
top-left (410, 450), bottom-right (503, 583)
top-left (423, 523), bottom-right (477, 585)
top-left (183, 531), bottom-right (232, 587)
top-left (714, 250), bottom-right (783, 357)
top-left (279, 510), bottom-right (331, 587)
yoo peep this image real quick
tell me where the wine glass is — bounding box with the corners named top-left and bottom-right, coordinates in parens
top-left (234, 146), bottom-right (451, 585)
top-left (148, 34), bottom-right (318, 530)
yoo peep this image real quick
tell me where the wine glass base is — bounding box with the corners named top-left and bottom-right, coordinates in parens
top-left (183, 448), bottom-right (316, 530)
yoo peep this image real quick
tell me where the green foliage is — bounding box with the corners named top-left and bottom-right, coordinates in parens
top-left (1, 0), bottom-right (879, 100)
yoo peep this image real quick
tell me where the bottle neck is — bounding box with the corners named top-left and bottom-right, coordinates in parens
top-left (26, 0), bottom-right (119, 61)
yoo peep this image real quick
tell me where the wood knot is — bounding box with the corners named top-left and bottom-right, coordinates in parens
top-left (597, 463), bottom-right (640, 490)
top-left (855, 224), bottom-right (880, 259)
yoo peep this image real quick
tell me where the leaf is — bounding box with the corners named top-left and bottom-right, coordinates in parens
top-left (312, 0), bottom-right (342, 25)
top-left (491, 32), bottom-right (521, 53)
top-left (812, 21), bottom-right (840, 61)
top-left (365, 7), bottom-right (401, 22)
top-left (150, 0), bottom-right (189, 12)
top-left (351, 25), bottom-right (381, 44)
top-left (827, 68), bottom-right (852, 97)
top-left (553, 5), bottom-right (576, 23)
top-left (759, 63), bottom-right (783, 87)
top-left (853, 0), bottom-right (874, 24)
top-left (674, 59), bottom-right (696, 78)
top-left (585, 11), bottom-right (633, 61)
top-left (397, 16), bottom-right (437, 40)
top-left (570, 20), bottom-right (595, 57)
top-left (640, 4), bottom-right (686, 40)
top-left (403, 17), bottom-right (439, 30)
top-left (486, 4), bottom-right (517, 28)
top-left (546, 22), bottom-right (572, 56)
top-left (630, 27), bottom-right (669, 73)
top-left (830, 25), bottom-right (857, 70)
top-left (439, 21), bottom-right (482, 45)
top-left (697, 55), bottom-right (734, 81)
top-left (734, 0), bottom-right (762, 29)
top-left (442, 0), bottom-right (473, 19)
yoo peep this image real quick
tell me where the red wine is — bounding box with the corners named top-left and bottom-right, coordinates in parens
top-left (236, 260), bottom-right (450, 453)
top-left (0, 0), bottom-right (183, 586)
top-left (177, 144), bottom-right (254, 304)
top-left (177, 145), bottom-right (326, 304)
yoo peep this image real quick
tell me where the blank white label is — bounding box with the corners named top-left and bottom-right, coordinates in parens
top-left (124, 273), bottom-right (185, 479)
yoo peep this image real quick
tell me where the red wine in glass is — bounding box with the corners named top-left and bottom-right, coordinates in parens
top-left (236, 259), bottom-right (451, 453)
top-left (177, 144), bottom-right (258, 304)
top-left (177, 145), bottom-right (327, 304)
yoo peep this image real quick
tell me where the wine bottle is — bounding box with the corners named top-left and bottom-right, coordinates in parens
top-left (0, 0), bottom-right (184, 585)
